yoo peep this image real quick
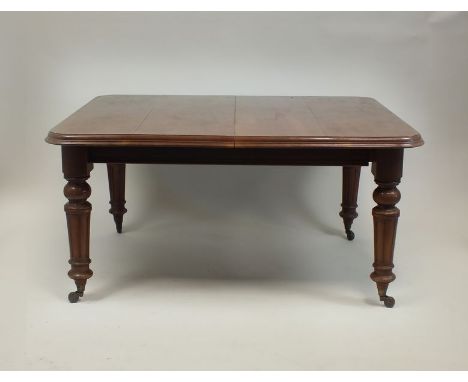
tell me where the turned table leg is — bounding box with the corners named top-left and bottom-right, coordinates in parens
top-left (107, 163), bottom-right (127, 233)
top-left (339, 166), bottom-right (361, 240)
top-left (62, 147), bottom-right (93, 303)
top-left (371, 149), bottom-right (403, 308)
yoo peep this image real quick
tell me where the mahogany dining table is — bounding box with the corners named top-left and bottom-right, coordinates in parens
top-left (46, 95), bottom-right (423, 307)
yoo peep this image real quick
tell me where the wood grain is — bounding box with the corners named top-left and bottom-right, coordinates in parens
top-left (48, 95), bottom-right (236, 147)
top-left (46, 95), bottom-right (423, 148)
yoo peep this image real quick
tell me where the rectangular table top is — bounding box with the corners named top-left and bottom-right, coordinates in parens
top-left (46, 95), bottom-right (423, 149)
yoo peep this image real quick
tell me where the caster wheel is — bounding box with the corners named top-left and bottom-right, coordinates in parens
top-left (68, 291), bottom-right (81, 303)
top-left (381, 295), bottom-right (395, 308)
top-left (346, 230), bottom-right (355, 241)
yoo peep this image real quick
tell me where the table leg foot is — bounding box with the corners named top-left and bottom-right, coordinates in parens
top-left (66, 272), bottom-right (89, 303)
top-left (380, 295), bottom-right (395, 308)
top-left (68, 291), bottom-right (84, 303)
top-left (114, 215), bottom-right (123, 234)
top-left (68, 280), bottom-right (86, 303)
top-left (345, 229), bottom-right (355, 241)
top-left (372, 281), bottom-right (396, 308)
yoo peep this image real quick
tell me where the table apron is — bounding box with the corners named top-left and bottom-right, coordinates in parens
top-left (86, 147), bottom-right (376, 166)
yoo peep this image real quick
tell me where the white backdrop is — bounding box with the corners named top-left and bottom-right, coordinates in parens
top-left (1, 12), bottom-right (467, 370)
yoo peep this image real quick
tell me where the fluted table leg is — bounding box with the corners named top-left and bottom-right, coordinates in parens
top-left (62, 147), bottom-right (93, 303)
top-left (371, 149), bottom-right (403, 308)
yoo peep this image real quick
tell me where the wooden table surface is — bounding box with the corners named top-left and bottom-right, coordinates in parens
top-left (46, 95), bottom-right (423, 148)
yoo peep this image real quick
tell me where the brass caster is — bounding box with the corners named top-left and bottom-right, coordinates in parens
top-left (380, 295), bottom-right (395, 308)
top-left (68, 291), bottom-right (83, 303)
top-left (346, 229), bottom-right (355, 241)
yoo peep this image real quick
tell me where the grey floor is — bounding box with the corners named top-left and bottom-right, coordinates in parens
top-left (1, 155), bottom-right (467, 370)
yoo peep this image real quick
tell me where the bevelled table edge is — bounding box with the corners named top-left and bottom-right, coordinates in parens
top-left (45, 131), bottom-right (236, 148)
top-left (233, 134), bottom-right (424, 148)
top-left (45, 131), bottom-right (424, 149)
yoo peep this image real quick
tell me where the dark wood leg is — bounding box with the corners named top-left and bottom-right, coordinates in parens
top-left (62, 147), bottom-right (93, 303)
top-left (339, 166), bottom-right (361, 240)
top-left (371, 149), bottom-right (403, 308)
top-left (107, 163), bottom-right (127, 233)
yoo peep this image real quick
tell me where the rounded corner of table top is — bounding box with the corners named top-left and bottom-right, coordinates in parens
top-left (46, 131), bottom-right (85, 146)
top-left (45, 131), bottom-right (64, 145)
top-left (403, 133), bottom-right (424, 148)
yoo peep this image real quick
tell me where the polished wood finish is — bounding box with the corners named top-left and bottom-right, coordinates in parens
top-left (370, 149), bottom-right (404, 308)
top-left (62, 147), bottom-right (93, 303)
top-left (234, 96), bottom-right (422, 148)
top-left (339, 166), bottom-right (361, 240)
top-left (107, 163), bottom-right (127, 233)
top-left (46, 95), bottom-right (423, 148)
top-left (46, 95), bottom-right (424, 307)
top-left (47, 95), bottom-right (235, 147)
